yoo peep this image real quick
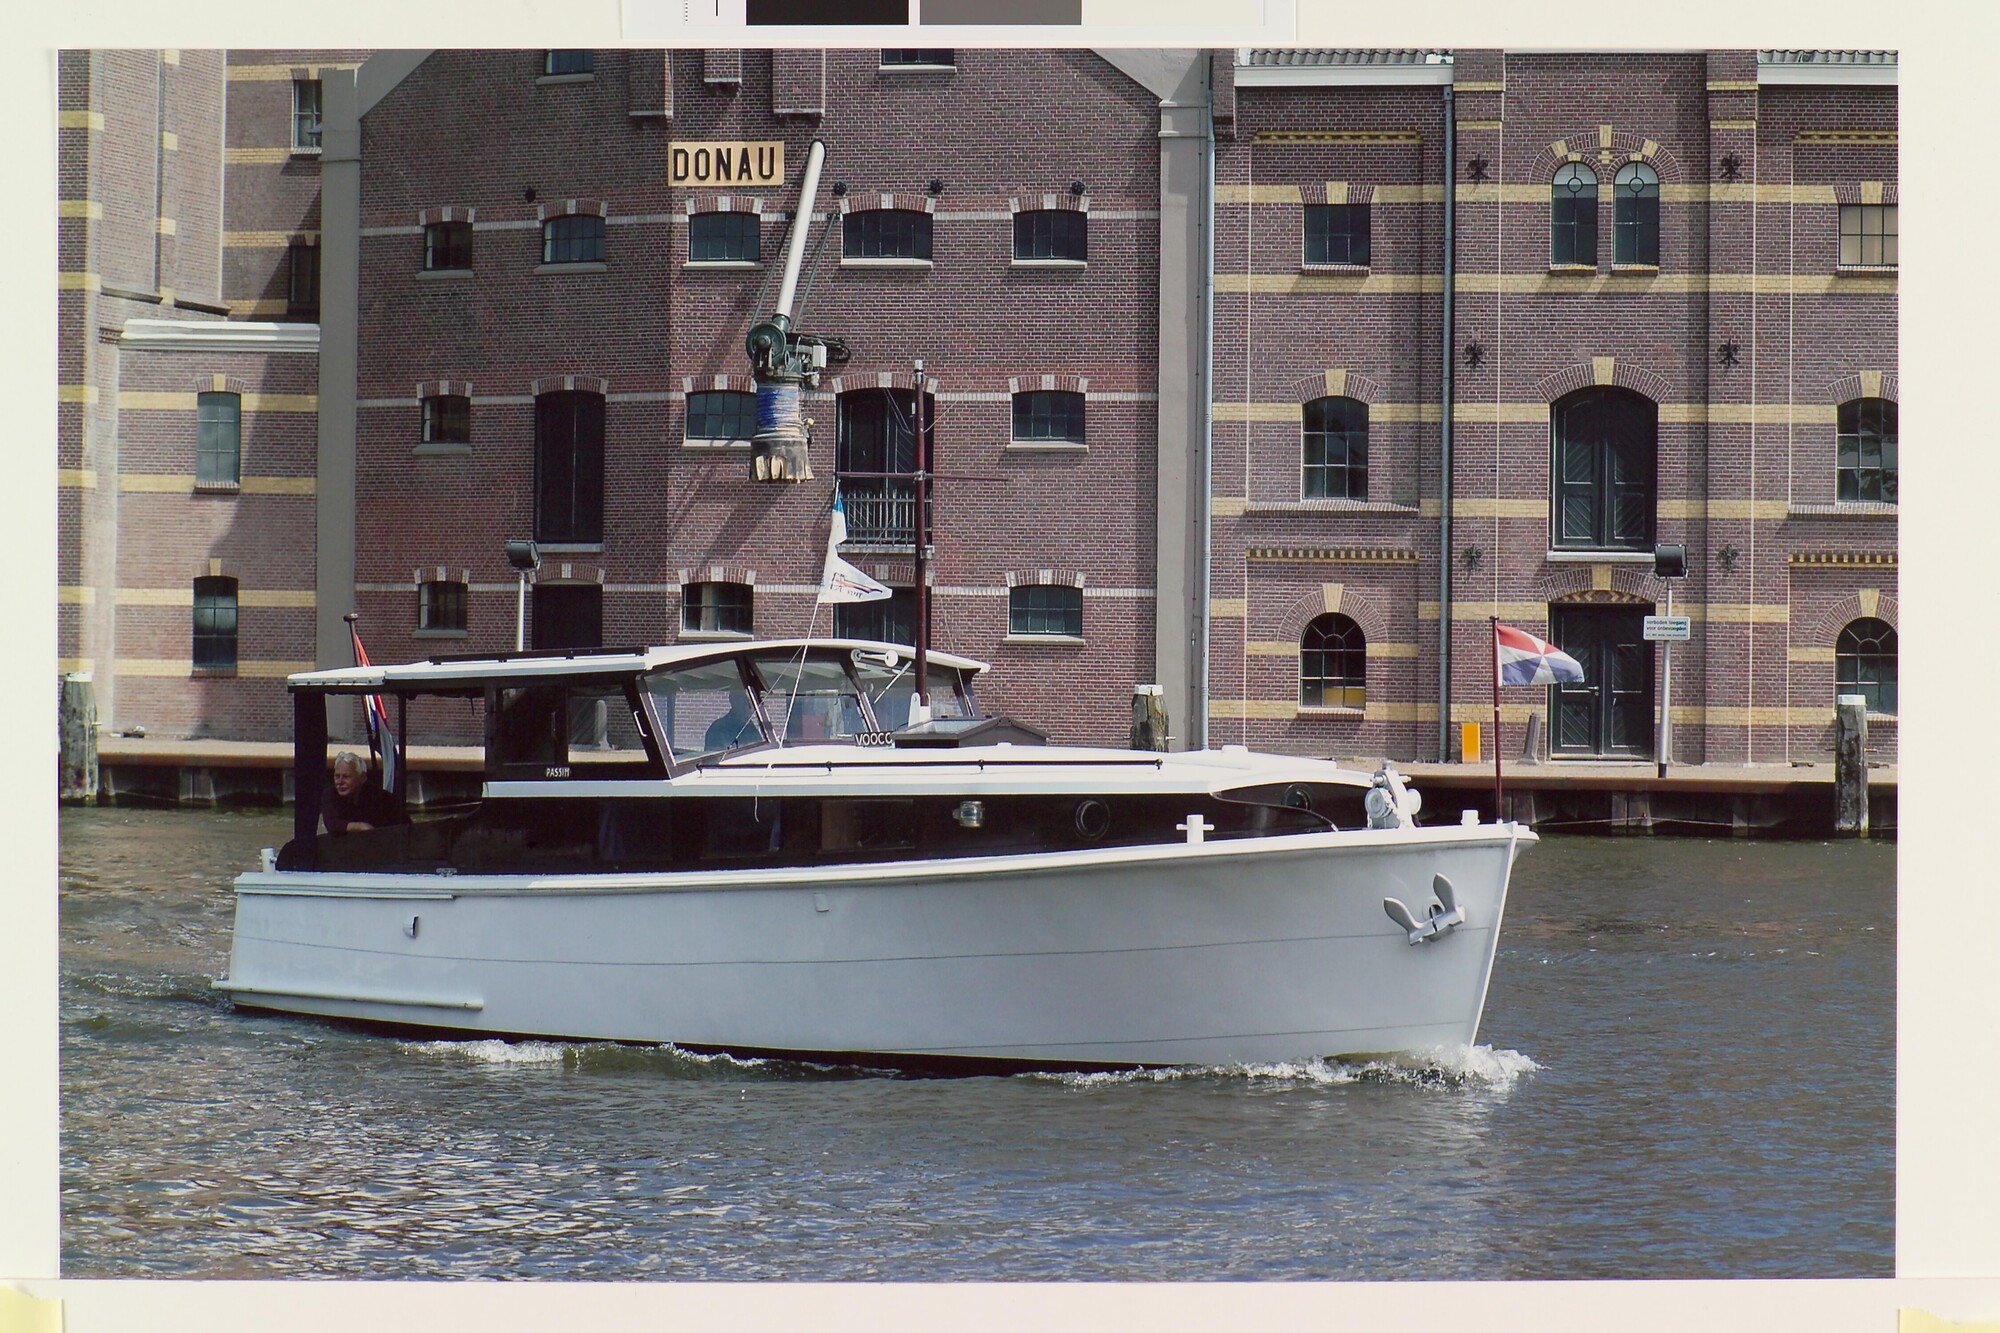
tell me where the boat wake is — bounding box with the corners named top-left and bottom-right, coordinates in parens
top-left (393, 1038), bottom-right (882, 1080)
top-left (1036, 1044), bottom-right (1540, 1092)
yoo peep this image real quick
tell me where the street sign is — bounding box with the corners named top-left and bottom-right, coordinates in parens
top-left (1643, 615), bottom-right (1692, 642)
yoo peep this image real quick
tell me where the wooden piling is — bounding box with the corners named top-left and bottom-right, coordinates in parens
top-left (59, 673), bottom-right (99, 804)
top-left (1834, 694), bottom-right (1869, 837)
top-left (1131, 684), bottom-right (1169, 752)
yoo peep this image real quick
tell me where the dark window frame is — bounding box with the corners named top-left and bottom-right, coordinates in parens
top-left (418, 579), bottom-right (469, 633)
top-left (880, 50), bottom-right (954, 67)
top-left (286, 242), bottom-right (320, 318)
top-left (196, 391), bottom-right (241, 487)
top-left (685, 390), bottom-right (757, 444)
top-left (1840, 203), bottom-right (1898, 267)
top-left (836, 388), bottom-right (933, 544)
top-left (1300, 612), bottom-right (1366, 709)
top-left (193, 575), bottom-right (238, 672)
top-left (424, 220), bottom-right (473, 271)
top-left (1552, 387), bottom-right (1658, 551)
top-left (688, 211), bottom-right (761, 264)
top-left (1011, 390), bottom-right (1086, 444)
top-left (544, 50), bottom-right (595, 76)
top-left (1009, 584), bottom-right (1083, 639)
top-left (843, 209), bottom-right (933, 261)
top-left (683, 581), bottom-right (754, 636)
top-left (1304, 203), bottom-right (1371, 266)
top-left (292, 79), bottom-right (322, 150)
top-left (1835, 617), bottom-right (1898, 716)
top-left (422, 394), bottom-right (472, 445)
top-left (1837, 397), bottom-right (1898, 504)
top-left (1613, 162), bottom-right (1660, 266)
top-left (1551, 163), bottom-right (1599, 267)
top-left (531, 581), bottom-right (604, 652)
top-left (834, 587), bottom-right (917, 646)
top-left (542, 213), bottom-right (606, 265)
top-left (1013, 209), bottom-right (1087, 262)
top-left (534, 390), bottom-right (606, 544)
top-left (1302, 396), bottom-right (1369, 501)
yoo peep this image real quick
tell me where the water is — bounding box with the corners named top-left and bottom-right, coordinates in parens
top-left (58, 806), bottom-right (1893, 1279)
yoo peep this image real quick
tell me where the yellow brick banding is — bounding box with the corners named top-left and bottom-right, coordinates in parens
top-left (117, 392), bottom-right (319, 412)
top-left (57, 586), bottom-right (95, 605)
top-left (58, 110), bottom-right (105, 130)
top-left (1209, 598), bottom-right (1247, 618)
top-left (58, 200), bottom-right (103, 219)
top-left (58, 469), bottom-right (97, 489)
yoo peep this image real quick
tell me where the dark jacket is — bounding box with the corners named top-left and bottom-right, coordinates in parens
top-left (325, 778), bottom-right (405, 834)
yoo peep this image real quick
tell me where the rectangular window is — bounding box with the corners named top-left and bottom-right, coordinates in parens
top-left (422, 395), bottom-right (471, 445)
top-left (531, 582), bottom-right (603, 651)
top-left (1012, 390), bottom-right (1086, 444)
top-left (1009, 585), bottom-right (1083, 638)
top-left (1840, 204), bottom-right (1897, 267)
top-left (834, 588), bottom-right (916, 646)
top-left (881, 50), bottom-right (954, 67)
top-left (683, 582), bottom-right (753, 636)
top-left (843, 210), bottom-right (932, 261)
top-left (544, 51), bottom-right (595, 76)
top-left (286, 243), bottom-right (320, 319)
top-left (689, 212), bottom-right (761, 263)
top-left (293, 79), bottom-right (322, 150)
top-left (193, 576), bottom-right (238, 671)
top-left (196, 391), bottom-right (241, 487)
top-left (1304, 204), bottom-right (1370, 266)
top-left (534, 391), bottom-right (605, 543)
top-left (543, 214), bottom-right (606, 265)
top-left (685, 390), bottom-right (756, 443)
top-left (424, 221), bottom-right (473, 271)
top-left (1013, 209), bottom-right (1087, 262)
top-left (419, 580), bottom-right (468, 632)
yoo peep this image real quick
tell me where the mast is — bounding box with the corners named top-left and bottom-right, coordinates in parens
top-left (911, 356), bottom-right (932, 724)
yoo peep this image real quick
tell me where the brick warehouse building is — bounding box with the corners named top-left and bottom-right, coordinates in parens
top-left (58, 49), bottom-right (370, 741)
top-left (60, 48), bottom-right (1896, 765)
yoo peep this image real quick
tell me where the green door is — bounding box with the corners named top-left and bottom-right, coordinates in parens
top-left (1549, 605), bottom-right (1654, 757)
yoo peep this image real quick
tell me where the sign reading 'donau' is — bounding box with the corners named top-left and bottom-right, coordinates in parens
top-left (670, 141), bottom-right (785, 187)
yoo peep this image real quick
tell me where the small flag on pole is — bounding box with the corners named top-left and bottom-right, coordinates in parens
top-left (817, 491), bottom-right (893, 605)
top-left (1495, 622), bottom-right (1585, 686)
top-left (347, 617), bottom-right (397, 793)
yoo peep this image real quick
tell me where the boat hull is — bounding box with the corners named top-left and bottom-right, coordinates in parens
top-left (217, 824), bottom-right (1532, 1068)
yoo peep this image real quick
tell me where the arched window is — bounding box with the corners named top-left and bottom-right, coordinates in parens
top-left (1837, 397), bottom-right (1897, 504)
top-left (1301, 613), bottom-right (1366, 708)
top-left (542, 214), bottom-right (604, 265)
top-left (1303, 396), bottom-right (1368, 500)
top-left (1553, 387), bottom-right (1657, 550)
top-left (192, 576), bottom-right (238, 672)
top-left (1835, 618), bottom-right (1897, 715)
top-left (1551, 164), bottom-right (1599, 266)
top-left (1613, 162), bottom-right (1660, 265)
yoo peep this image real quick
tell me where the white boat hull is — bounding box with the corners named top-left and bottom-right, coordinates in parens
top-left (218, 823), bottom-right (1533, 1069)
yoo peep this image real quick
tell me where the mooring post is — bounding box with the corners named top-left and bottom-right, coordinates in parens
top-left (1131, 684), bottom-right (1169, 752)
top-left (59, 672), bottom-right (99, 804)
top-left (1834, 693), bottom-right (1869, 837)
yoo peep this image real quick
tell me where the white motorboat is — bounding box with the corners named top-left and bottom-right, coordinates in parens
top-left (215, 639), bottom-right (1536, 1071)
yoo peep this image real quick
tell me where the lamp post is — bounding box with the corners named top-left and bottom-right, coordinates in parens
top-left (1653, 542), bottom-right (1687, 779)
top-left (505, 540), bottom-right (540, 652)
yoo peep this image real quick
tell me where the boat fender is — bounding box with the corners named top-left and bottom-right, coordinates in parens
top-left (1382, 874), bottom-right (1467, 945)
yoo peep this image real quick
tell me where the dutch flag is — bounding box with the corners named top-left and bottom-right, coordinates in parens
top-left (347, 617), bottom-right (397, 793)
top-left (1495, 622), bottom-right (1585, 687)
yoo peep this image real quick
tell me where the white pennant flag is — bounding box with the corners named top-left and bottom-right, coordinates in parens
top-left (817, 491), bottom-right (893, 604)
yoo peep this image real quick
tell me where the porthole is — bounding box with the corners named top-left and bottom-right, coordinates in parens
top-left (1073, 799), bottom-right (1110, 842)
top-left (1284, 784), bottom-right (1313, 813)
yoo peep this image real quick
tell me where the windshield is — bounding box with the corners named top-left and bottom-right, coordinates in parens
top-left (643, 660), bottom-right (762, 760)
top-left (851, 656), bottom-right (973, 729)
top-left (753, 655), bottom-right (868, 742)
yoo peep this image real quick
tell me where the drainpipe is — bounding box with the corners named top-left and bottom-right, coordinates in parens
top-left (1437, 84), bottom-right (1456, 760)
top-left (1195, 57), bottom-right (1216, 751)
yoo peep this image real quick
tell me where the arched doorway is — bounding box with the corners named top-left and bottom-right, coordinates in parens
top-left (1549, 598), bottom-right (1654, 757)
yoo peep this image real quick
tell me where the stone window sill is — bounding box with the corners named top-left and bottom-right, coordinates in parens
top-left (1301, 263), bottom-right (1371, 275)
top-left (1545, 549), bottom-right (1655, 563)
top-left (414, 442), bottom-right (472, 457)
top-left (536, 73), bottom-right (595, 86)
top-left (536, 543), bottom-right (603, 555)
top-left (879, 64), bottom-right (955, 73)
top-left (1610, 263), bottom-right (1660, 275)
top-left (1004, 634), bottom-right (1085, 646)
top-left (290, 146), bottom-right (322, 160)
top-left (194, 480), bottom-right (241, 495)
top-left (1246, 499), bottom-right (1417, 515)
top-left (191, 665), bottom-right (237, 679)
top-left (1789, 502), bottom-right (1898, 517)
top-left (1836, 264), bottom-right (1897, 276)
top-left (1011, 258), bottom-right (1086, 270)
top-left (417, 267), bottom-right (474, 281)
top-left (1007, 439), bottom-right (1087, 452)
top-left (1297, 705), bottom-right (1365, 718)
top-left (1547, 263), bottom-right (1597, 275)
top-left (684, 260), bottom-right (762, 271)
top-left (682, 437), bottom-right (752, 449)
top-left (536, 261), bottom-right (608, 275)
top-left (679, 629), bottom-right (754, 643)
top-left (414, 628), bottom-right (469, 640)
top-left (840, 258), bottom-right (933, 270)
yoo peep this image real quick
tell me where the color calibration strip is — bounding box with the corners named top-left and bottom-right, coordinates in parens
top-left (626, 0), bottom-right (1287, 39)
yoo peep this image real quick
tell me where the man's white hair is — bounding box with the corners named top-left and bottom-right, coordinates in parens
top-left (332, 750), bottom-right (370, 777)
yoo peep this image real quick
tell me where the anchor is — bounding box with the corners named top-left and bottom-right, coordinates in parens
top-left (1382, 874), bottom-right (1466, 945)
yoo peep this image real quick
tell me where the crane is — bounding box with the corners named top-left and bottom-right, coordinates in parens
top-left (744, 138), bottom-right (848, 481)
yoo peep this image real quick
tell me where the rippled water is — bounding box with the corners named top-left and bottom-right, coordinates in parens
top-left (59, 807), bottom-right (1893, 1279)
